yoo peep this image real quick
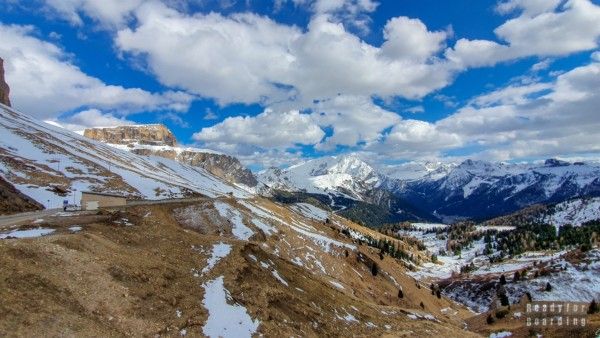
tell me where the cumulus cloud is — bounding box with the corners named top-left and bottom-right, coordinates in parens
top-left (445, 0), bottom-right (600, 68)
top-left (370, 119), bottom-right (462, 158)
top-left (193, 109), bottom-right (324, 149)
top-left (46, 108), bottom-right (135, 133)
top-left (0, 23), bottom-right (194, 120)
top-left (42, 0), bottom-right (143, 28)
top-left (114, 2), bottom-right (454, 107)
top-left (436, 54), bottom-right (600, 160)
top-left (311, 95), bottom-right (400, 149)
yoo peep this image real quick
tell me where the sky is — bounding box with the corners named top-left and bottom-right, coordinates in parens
top-left (1, 0), bottom-right (600, 171)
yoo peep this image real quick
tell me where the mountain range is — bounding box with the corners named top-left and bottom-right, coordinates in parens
top-left (259, 155), bottom-right (600, 225)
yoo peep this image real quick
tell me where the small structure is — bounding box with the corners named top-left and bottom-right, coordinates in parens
top-left (80, 191), bottom-right (127, 210)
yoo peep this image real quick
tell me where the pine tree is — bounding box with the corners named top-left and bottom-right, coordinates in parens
top-left (500, 274), bottom-right (506, 285)
top-left (420, 301), bottom-right (425, 309)
top-left (371, 262), bottom-right (378, 276)
top-left (513, 270), bottom-right (520, 282)
top-left (545, 282), bottom-right (552, 292)
top-left (486, 314), bottom-right (494, 324)
top-left (588, 299), bottom-right (599, 314)
top-left (499, 294), bottom-right (509, 306)
top-left (398, 289), bottom-right (404, 299)
top-left (436, 289), bottom-right (441, 299)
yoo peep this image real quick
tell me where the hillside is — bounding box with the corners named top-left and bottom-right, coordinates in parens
top-left (483, 196), bottom-right (600, 229)
top-left (84, 125), bottom-right (258, 187)
top-left (0, 197), bottom-right (479, 337)
top-left (0, 103), bottom-right (250, 211)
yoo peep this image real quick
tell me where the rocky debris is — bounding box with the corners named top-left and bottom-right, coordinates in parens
top-left (84, 125), bottom-right (177, 147)
top-left (0, 176), bottom-right (43, 215)
top-left (0, 58), bottom-right (11, 107)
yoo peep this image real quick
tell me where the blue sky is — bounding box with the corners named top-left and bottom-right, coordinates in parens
top-left (1, 0), bottom-right (600, 170)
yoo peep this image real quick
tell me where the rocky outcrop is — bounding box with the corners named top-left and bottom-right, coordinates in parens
top-left (84, 125), bottom-right (177, 147)
top-left (178, 151), bottom-right (258, 187)
top-left (0, 58), bottom-right (11, 107)
top-left (84, 125), bottom-right (258, 187)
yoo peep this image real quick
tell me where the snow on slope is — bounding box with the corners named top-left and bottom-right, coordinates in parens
top-left (0, 103), bottom-right (249, 206)
top-left (259, 154), bottom-right (380, 200)
top-left (543, 197), bottom-right (600, 227)
top-left (202, 276), bottom-right (260, 338)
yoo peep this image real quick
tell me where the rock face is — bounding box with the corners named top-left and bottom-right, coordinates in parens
top-left (84, 125), bottom-right (177, 147)
top-left (84, 125), bottom-right (258, 187)
top-left (178, 151), bottom-right (257, 187)
top-left (0, 58), bottom-right (11, 107)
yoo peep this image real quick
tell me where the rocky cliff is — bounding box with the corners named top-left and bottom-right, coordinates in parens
top-left (0, 58), bottom-right (11, 107)
top-left (83, 124), bottom-right (177, 147)
top-left (84, 125), bottom-right (258, 187)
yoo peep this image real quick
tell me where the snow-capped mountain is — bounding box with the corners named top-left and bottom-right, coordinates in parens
top-left (0, 102), bottom-right (250, 208)
top-left (260, 154), bottom-right (600, 224)
top-left (259, 154), bottom-right (380, 200)
top-left (380, 161), bottom-right (457, 182)
top-left (394, 159), bottom-right (600, 221)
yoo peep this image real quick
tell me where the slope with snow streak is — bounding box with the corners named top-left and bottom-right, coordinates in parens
top-left (202, 276), bottom-right (260, 338)
top-left (0, 104), bottom-right (249, 205)
top-left (543, 196), bottom-right (600, 228)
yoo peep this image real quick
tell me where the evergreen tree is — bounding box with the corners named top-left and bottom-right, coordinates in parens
top-left (371, 262), bottom-right (378, 276)
top-left (545, 282), bottom-right (552, 292)
top-left (499, 274), bottom-right (507, 285)
top-left (486, 314), bottom-right (494, 324)
top-left (499, 294), bottom-right (509, 306)
top-left (588, 299), bottom-right (599, 314)
top-left (513, 270), bottom-right (520, 282)
top-left (436, 289), bottom-right (441, 299)
top-left (420, 302), bottom-right (425, 309)
top-left (398, 289), bottom-right (404, 299)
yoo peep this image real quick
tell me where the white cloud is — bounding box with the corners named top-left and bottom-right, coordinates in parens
top-left (46, 108), bottom-right (135, 133)
top-left (43, 0), bottom-right (143, 28)
top-left (531, 58), bottom-right (552, 71)
top-left (404, 105), bottom-right (424, 114)
top-left (372, 119), bottom-right (462, 158)
top-left (310, 95), bottom-right (400, 149)
top-left (193, 109), bottom-right (324, 149)
top-left (0, 23), bottom-right (193, 120)
top-left (436, 56), bottom-right (600, 160)
top-left (446, 0), bottom-right (600, 68)
top-left (381, 16), bottom-right (447, 62)
top-left (115, 3), bottom-right (454, 107)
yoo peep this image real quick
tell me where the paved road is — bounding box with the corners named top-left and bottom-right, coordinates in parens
top-left (0, 197), bottom-right (214, 228)
top-left (0, 208), bottom-right (63, 228)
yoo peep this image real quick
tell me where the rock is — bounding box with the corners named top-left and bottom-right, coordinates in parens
top-left (83, 125), bottom-right (258, 187)
top-left (84, 125), bottom-right (177, 147)
top-left (0, 57), bottom-right (11, 107)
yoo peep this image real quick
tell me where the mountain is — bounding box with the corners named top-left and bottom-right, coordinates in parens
top-left (84, 125), bottom-right (258, 187)
top-left (483, 196), bottom-right (600, 229)
top-left (392, 159), bottom-right (600, 222)
top-left (261, 155), bottom-right (600, 225)
top-left (259, 154), bottom-right (438, 226)
top-left (0, 58), bottom-right (10, 107)
top-left (0, 102), bottom-right (251, 208)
